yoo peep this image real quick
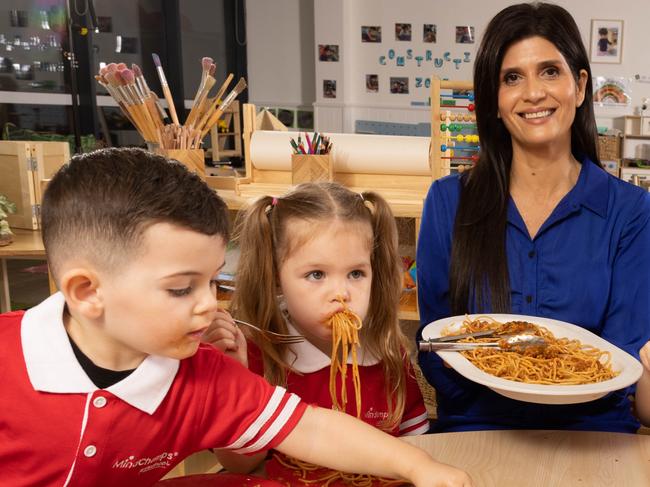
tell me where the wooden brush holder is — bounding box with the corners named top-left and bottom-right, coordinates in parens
top-left (291, 154), bottom-right (332, 184)
top-left (154, 148), bottom-right (206, 179)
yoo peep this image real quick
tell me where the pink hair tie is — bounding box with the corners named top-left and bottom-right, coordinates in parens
top-left (271, 197), bottom-right (278, 206)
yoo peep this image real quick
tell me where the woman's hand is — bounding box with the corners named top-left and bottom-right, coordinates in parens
top-left (635, 341), bottom-right (650, 426)
top-left (203, 309), bottom-right (248, 367)
top-left (641, 341), bottom-right (650, 372)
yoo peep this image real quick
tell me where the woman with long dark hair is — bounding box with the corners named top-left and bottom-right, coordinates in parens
top-left (417, 2), bottom-right (650, 432)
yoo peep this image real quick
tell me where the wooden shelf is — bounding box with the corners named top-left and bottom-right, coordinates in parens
top-left (624, 135), bottom-right (650, 140)
top-left (210, 101), bottom-right (242, 162)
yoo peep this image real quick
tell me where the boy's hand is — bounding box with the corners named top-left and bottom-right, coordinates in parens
top-left (203, 309), bottom-right (248, 367)
top-left (410, 461), bottom-right (473, 487)
top-left (641, 341), bottom-right (650, 371)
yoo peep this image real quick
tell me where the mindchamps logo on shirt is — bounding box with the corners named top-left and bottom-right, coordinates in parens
top-left (364, 407), bottom-right (389, 421)
top-left (113, 451), bottom-right (180, 474)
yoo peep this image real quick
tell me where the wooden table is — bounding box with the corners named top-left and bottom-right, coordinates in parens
top-left (0, 229), bottom-right (46, 312)
top-left (403, 430), bottom-right (650, 486)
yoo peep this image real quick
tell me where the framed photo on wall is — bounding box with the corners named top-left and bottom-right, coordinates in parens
top-left (590, 19), bottom-right (623, 64)
top-left (323, 80), bottom-right (337, 98)
top-left (318, 45), bottom-right (339, 62)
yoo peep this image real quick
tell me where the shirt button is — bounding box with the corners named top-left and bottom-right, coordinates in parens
top-left (528, 250), bottom-right (535, 258)
top-left (93, 396), bottom-right (107, 408)
top-left (84, 445), bottom-right (97, 457)
top-left (526, 295), bottom-right (533, 303)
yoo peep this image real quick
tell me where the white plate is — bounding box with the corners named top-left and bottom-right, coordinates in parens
top-left (421, 314), bottom-right (643, 404)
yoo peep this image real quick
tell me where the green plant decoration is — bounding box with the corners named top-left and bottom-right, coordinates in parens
top-left (0, 194), bottom-right (16, 246)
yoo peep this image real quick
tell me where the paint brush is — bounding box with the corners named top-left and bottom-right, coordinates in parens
top-left (186, 59), bottom-right (217, 128)
top-left (104, 70), bottom-right (148, 137)
top-left (200, 57), bottom-right (213, 89)
top-left (95, 74), bottom-right (138, 128)
top-left (195, 73), bottom-right (233, 134)
top-left (131, 63), bottom-right (150, 97)
top-left (131, 63), bottom-right (165, 129)
top-left (131, 64), bottom-right (169, 122)
top-left (120, 68), bottom-right (160, 143)
top-left (115, 69), bottom-right (156, 142)
top-left (201, 77), bottom-right (247, 138)
top-left (152, 53), bottom-right (180, 125)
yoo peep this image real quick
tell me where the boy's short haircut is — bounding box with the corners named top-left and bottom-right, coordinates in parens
top-left (41, 147), bottom-right (229, 282)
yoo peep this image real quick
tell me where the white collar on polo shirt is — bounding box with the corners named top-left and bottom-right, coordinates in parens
top-left (284, 319), bottom-right (380, 373)
top-left (21, 292), bottom-right (179, 415)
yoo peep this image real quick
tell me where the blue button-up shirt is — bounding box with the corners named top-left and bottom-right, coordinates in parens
top-left (416, 158), bottom-right (650, 432)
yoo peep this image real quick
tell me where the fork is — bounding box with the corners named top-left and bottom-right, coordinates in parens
top-left (233, 318), bottom-right (305, 344)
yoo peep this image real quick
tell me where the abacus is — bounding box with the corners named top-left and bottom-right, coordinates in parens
top-left (430, 76), bottom-right (478, 179)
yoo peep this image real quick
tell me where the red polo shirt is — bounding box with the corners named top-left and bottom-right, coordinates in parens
top-left (0, 293), bottom-right (307, 487)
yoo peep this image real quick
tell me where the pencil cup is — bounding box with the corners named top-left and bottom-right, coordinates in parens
top-left (291, 154), bottom-right (332, 184)
top-left (154, 148), bottom-right (206, 179)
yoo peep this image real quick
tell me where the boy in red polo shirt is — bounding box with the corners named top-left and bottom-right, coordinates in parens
top-left (0, 148), bottom-right (471, 487)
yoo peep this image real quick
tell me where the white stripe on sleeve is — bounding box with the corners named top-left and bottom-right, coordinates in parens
top-left (400, 422), bottom-right (430, 436)
top-left (233, 393), bottom-right (301, 454)
top-left (399, 411), bottom-right (429, 431)
top-left (225, 386), bottom-right (286, 449)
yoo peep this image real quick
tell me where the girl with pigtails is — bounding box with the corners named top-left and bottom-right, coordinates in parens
top-left (205, 182), bottom-right (431, 486)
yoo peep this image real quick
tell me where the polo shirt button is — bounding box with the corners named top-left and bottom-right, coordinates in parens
top-left (528, 250), bottom-right (535, 258)
top-left (84, 445), bottom-right (97, 457)
top-left (526, 295), bottom-right (533, 303)
top-left (93, 396), bottom-right (107, 408)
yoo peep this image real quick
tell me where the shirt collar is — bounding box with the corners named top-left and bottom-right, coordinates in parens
top-left (574, 157), bottom-right (608, 218)
top-left (507, 157), bottom-right (609, 227)
top-left (284, 320), bottom-right (380, 373)
top-left (21, 292), bottom-right (179, 415)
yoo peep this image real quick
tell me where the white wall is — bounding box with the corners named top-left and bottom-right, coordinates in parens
top-left (245, 0), bottom-right (315, 109)
top-left (247, 0), bottom-right (650, 132)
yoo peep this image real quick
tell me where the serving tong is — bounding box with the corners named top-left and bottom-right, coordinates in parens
top-left (419, 331), bottom-right (547, 352)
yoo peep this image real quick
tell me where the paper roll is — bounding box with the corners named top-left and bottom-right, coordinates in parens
top-left (250, 131), bottom-right (431, 176)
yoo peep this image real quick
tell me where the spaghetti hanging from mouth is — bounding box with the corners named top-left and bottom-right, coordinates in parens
top-left (327, 303), bottom-right (363, 418)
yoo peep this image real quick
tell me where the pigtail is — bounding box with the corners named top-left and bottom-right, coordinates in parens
top-left (231, 196), bottom-right (291, 386)
top-left (361, 191), bottom-right (410, 431)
